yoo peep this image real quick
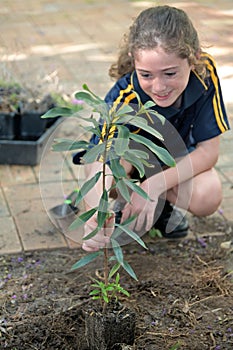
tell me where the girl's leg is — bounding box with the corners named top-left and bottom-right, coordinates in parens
top-left (167, 168), bottom-right (222, 216)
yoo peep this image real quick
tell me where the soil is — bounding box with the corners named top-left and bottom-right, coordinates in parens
top-left (0, 215), bottom-right (233, 350)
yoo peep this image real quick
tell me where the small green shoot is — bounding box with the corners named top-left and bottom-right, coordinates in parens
top-left (89, 273), bottom-right (130, 305)
top-left (148, 227), bottom-right (163, 239)
top-left (169, 342), bottom-right (181, 350)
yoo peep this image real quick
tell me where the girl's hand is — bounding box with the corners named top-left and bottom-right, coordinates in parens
top-left (82, 213), bottom-right (115, 252)
top-left (121, 180), bottom-right (158, 232)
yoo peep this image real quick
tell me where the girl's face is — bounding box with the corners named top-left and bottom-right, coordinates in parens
top-left (134, 46), bottom-right (192, 108)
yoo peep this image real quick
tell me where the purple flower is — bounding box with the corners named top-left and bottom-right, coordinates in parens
top-left (11, 295), bottom-right (17, 299)
top-left (17, 257), bottom-right (24, 263)
top-left (197, 237), bottom-right (207, 248)
top-left (71, 98), bottom-right (84, 105)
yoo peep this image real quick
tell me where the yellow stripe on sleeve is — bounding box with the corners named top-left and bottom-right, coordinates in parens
top-left (203, 56), bottom-right (228, 132)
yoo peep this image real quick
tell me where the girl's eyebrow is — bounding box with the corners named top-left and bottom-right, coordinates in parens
top-left (162, 66), bottom-right (179, 71)
top-left (137, 66), bottom-right (179, 73)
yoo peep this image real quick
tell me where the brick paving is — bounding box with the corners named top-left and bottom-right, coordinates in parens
top-left (0, 0), bottom-right (232, 254)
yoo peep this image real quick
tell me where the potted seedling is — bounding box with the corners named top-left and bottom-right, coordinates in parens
top-left (0, 79), bottom-right (53, 140)
top-left (0, 78), bottom-right (75, 165)
top-left (0, 80), bottom-right (21, 140)
top-left (42, 84), bottom-right (175, 349)
top-left (18, 88), bottom-right (72, 140)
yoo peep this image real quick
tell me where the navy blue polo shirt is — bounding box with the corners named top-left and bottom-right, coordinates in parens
top-left (73, 54), bottom-right (229, 164)
top-left (105, 56), bottom-right (229, 144)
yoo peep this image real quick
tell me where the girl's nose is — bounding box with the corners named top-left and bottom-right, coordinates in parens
top-left (152, 77), bottom-right (166, 93)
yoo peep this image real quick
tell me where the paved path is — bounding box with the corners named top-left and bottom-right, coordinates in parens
top-left (0, 0), bottom-right (232, 254)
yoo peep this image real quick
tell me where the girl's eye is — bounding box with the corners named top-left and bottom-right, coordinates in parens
top-left (165, 72), bottom-right (176, 77)
top-left (140, 73), bottom-right (152, 78)
top-left (137, 71), bottom-right (153, 79)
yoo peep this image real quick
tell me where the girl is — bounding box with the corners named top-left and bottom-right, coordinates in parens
top-left (76, 5), bottom-right (230, 252)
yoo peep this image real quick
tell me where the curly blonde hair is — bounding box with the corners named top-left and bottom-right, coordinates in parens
top-left (109, 6), bottom-right (207, 80)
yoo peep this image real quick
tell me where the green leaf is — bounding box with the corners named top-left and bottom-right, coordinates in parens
top-left (125, 148), bottom-right (149, 160)
top-left (109, 158), bottom-right (127, 179)
top-left (108, 263), bottom-right (121, 280)
top-left (91, 280), bottom-right (103, 288)
top-left (147, 109), bottom-right (165, 124)
top-left (71, 251), bottom-right (103, 270)
top-left (114, 125), bottom-right (130, 156)
top-left (97, 189), bottom-right (109, 228)
top-left (120, 289), bottom-right (130, 297)
top-left (103, 295), bottom-right (109, 303)
top-left (115, 103), bottom-right (134, 117)
top-left (130, 133), bottom-right (175, 167)
top-left (116, 179), bottom-right (131, 203)
top-left (75, 87), bottom-right (108, 117)
top-left (111, 239), bottom-right (124, 264)
top-left (75, 172), bottom-right (101, 206)
top-left (111, 215), bottom-right (137, 240)
top-left (78, 115), bottom-right (100, 127)
top-left (115, 272), bottom-right (120, 284)
top-left (102, 288), bottom-right (108, 297)
top-left (123, 178), bottom-right (151, 201)
top-left (105, 286), bottom-right (115, 291)
top-left (82, 84), bottom-right (105, 103)
top-left (128, 117), bottom-right (164, 140)
top-left (89, 289), bottom-right (100, 295)
top-left (41, 107), bottom-right (73, 119)
top-left (82, 143), bottom-right (106, 163)
top-left (74, 91), bottom-right (101, 108)
top-left (69, 207), bottom-right (97, 230)
top-left (148, 228), bottom-right (162, 238)
top-left (169, 342), bottom-right (181, 350)
top-left (141, 100), bottom-right (156, 109)
top-left (122, 260), bottom-right (138, 281)
top-left (82, 227), bottom-right (99, 241)
top-left (120, 215), bottom-right (137, 226)
top-left (84, 126), bottom-right (102, 138)
top-left (123, 151), bottom-right (145, 178)
top-left (52, 139), bottom-right (89, 152)
top-left (115, 223), bottom-right (148, 250)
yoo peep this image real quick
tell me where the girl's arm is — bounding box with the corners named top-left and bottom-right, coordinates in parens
top-left (150, 135), bottom-right (220, 198)
top-left (121, 135), bottom-right (220, 230)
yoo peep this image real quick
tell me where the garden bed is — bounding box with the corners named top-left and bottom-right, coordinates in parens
top-left (0, 216), bottom-right (232, 350)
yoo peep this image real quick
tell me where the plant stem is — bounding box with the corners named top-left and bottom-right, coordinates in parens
top-left (104, 246), bottom-right (109, 286)
top-left (102, 137), bottom-right (109, 288)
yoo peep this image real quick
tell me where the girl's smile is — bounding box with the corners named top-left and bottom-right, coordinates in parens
top-left (134, 46), bottom-right (192, 108)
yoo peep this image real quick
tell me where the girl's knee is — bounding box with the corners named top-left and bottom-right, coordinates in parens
top-left (189, 182), bottom-right (222, 216)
